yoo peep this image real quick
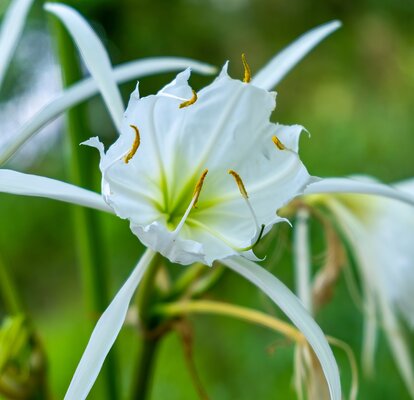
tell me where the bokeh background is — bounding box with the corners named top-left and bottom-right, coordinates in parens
top-left (1, 0), bottom-right (414, 398)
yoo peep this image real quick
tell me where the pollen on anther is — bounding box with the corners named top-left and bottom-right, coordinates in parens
top-left (228, 169), bottom-right (249, 199)
top-left (179, 90), bottom-right (198, 109)
top-left (272, 135), bottom-right (286, 150)
top-left (241, 53), bottom-right (251, 83)
top-left (192, 169), bottom-right (208, 208)
top-left (124, 125), bottom-right (141, 163)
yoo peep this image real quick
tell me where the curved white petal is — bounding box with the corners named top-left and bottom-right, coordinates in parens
top-left (45, 2), bottom-right (124, 132)
top-left (0, 57), bottom-right (216, 165)
top-left (252, 20), bottom-right (341, 90)
top-left (64, 249), bottom-right (156, 400)
top-left (305, 177), bottom-right (414, 207)
top-left (395, 178), bottom-right (414, 193)
top-left (0, 169), bottom-right (112, 213)
top-left (223, 256), bottom-right (341, 400)
top-left (0, 0), bottom-right (34, 90)
top-left (95, 68), bottom-right (311, 265)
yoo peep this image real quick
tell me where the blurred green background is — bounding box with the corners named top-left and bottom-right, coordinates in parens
top-left (1, 0), bottom-right (414, 398)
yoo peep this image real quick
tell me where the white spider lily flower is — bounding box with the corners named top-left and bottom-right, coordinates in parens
top-left (310, 177), bottom-right (414, 398)
top-left (84, 65), bottom-right (311, 265)
top-left (0, 9), bottom-right (353, 399)
top-left (0, 68), bottom-right (343, 400)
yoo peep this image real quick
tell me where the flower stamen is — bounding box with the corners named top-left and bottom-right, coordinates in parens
top-left (228, 169), bottom-right (261, 237)
top-left (272, 135), bottom-right (286, 150)
top-left (227, 169), bottom-right (266, 250)
top-left (172, 169), bottom-right (209, 234)
top-left (124, 125), bottom-right (141, 163)
top-left (179, 90), bottom-right (198, 109)
top-left (228, 169), bottom-right (248, 199)
top-left (241, 53), bottom-right (251, 83)
top-left (192, 169), bottom-right (209, 208)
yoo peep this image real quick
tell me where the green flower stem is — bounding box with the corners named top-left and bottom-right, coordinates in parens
top-left (153, 299), bottom-right (305, 343)
top-left (131, 335), bottom-right (161, 400)
top-left (135, 253), bottom-right (163, 324)
top-left (166, 263), bottom-right (226, 301)
top-left (131, 253), bottom-right (164, 400)
top-left (0, 253), bottom-right (22, 314)
top-left (166, 262), bottom-right (206, 299)
top-left (51, 18), bottom-right (117, 399)
top-left (190, 264), bottom-right (225, 298)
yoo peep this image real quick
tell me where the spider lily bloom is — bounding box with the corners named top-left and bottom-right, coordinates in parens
top-left (0, 66), bottom-right (343, 399)
top-left (0, 5), bottom-right (348, 399)
top-left (85, 65), bottom-right (311, 265)
top-left (67, 63), bottom-right (345, 399)
top-left (305, 178), bottom-right (414, 398)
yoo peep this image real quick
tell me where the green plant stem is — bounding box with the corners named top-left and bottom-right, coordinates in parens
top-left (0, 253), bottom-right (22, 314)
top-left (130, 254), bottom-right (165, 400)
top-left (51, 18), bottom-right (117, 399)
top-left (132, 336), bottom-right (161, 400)
top-left (190, 264), bottom-right (225, 298)
top-left (167, 263), bottom-right (205, 299)
top-left (135, 254), bottom-right (162, 324)
top-left (153, 300), bottom-right (304, 343)
top-left (165, 263), bottom-right (225, 301)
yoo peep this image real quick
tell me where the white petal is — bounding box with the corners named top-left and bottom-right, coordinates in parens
top-left (0, 57), bottom-right (215, 165)
top-left (252, 20), bottom-right (341, 90)
top-left (395, 177), bottom-right (414, 193)
top-left (45, 2), bottom-right (125, 132)
top-left (117, 57), bottom-right (216, 80)
top-left (0, 0), bottom-right (34, 90)
top-left (132, 221), bottom-right (205, 265)
top-left (64, 249), bottom-right (156, 400)
top-left (0, 169), bottom-right (112, 213)
top-left (305, 177), bottom-right (414, 207)
top-left (223, 256), bottom-right (341, 400)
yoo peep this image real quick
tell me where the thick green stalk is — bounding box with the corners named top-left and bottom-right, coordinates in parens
top-left (130, 254), bottom-right (164, 400)
top-left (0, 253), bottom-right (22, 314)
top-left (131, 336), bottom-right (161, 400)
top-left (135, 254), bottom-right (162, 325)
top-left (51, 19), bottom-right (118, 399)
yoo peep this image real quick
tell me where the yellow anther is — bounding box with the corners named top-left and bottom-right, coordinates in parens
top-left (179, 90), bottom-right (198, 109)
top-left (228, 169), bottom-right (249, 199)
top-left (241, 53), bottom-right (251, 83)
top-left (272, 135), bottom-right (286, 150)
top-left (192, 169), bottom-right (209, 208)
top-left (124, 125), bottom-right (141, 163)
